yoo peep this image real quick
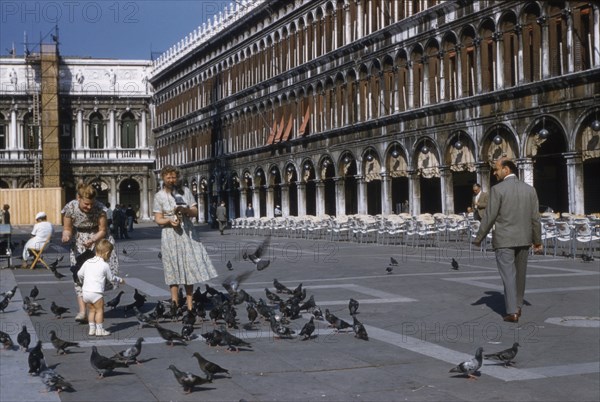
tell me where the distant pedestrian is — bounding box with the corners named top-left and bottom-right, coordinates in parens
top-left (105, 202), bottom-right (113, 232)
top-left (245, 202), bottom-right (255, 218)
top-left (125, 204), bottom-right (136, 232)
top-left (471, 183), bottom-right (488, 221)
top-left (274, 205), bottom-right (282, 217)
top-left (1, 204), bottom-right (10, 225)
top-left (216, 201), bottom-right (227, 235)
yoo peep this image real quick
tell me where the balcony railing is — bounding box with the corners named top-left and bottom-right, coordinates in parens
top-left (0, 148), bottom-right (154, 162)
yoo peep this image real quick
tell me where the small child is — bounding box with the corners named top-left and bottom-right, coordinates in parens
top-left (77, 239), bottom-right (124, 336)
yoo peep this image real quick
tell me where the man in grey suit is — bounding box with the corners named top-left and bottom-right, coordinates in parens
top-left (473, 158), bottom-right (543, 323)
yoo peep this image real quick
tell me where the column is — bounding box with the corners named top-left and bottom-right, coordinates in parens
top-left (594, 6), bottom-right (600, 68)
top-left (409, 172), bottom-right (420, 216)
top-left (9, 108), bottom-right (17, 149)
top-left (517, 158), bottom-right (534, 187)
top-left (538, 17), bottom-right (550, 78)
top-left (108, 109), bottom-right (115, 148)
top-left (564, 153), bottom-right (584, 214)
top-left (515, 24), bottom-right (524, 84)
top-left (266, 187), bottom-right (274, 218)
top-left (281, 184), bottom-right (289, 217)
top-left (140, 109), bottom-right (147, 148)
top-left (494, 33), bottom-right (504, 89)
top-left (334, 177), bottom-right (346, 216)
top-left (76, 109), bottom-right (83, 149)
top-left (315, 180), bottom-right (325, 216)
top-left (565, 10), bottom-right (574, 74)
top-left (477, 163), bottom-right (491, 193)
top-left (252, 187), bottom-right (261, 217)
top-left (140, 175), bottom-right (149, 220)
top-left (109, 176), bottom-right (117, 208)
top-left (355, 0), bottom-right (363, 39)
top-left (344, 4), bottom-right (351, 45)
top-left (297, 182), bottom-right (307, 216)
top-left (356, 176), bottom-right (367, 214)
top-left (239, 188), bottom-right (248, 218)
top-left (440, 167), bottom-right (453, 214)
top-left (381, 173), bottom-right (392, 215)
top-left (197, 192), bottom-right (206, 223)
top-left (228, 192), bottom-right (235, 221)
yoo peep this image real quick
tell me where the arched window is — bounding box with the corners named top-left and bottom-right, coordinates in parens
top-left (120, 112), bottom-right (136, 148)
top-left (0, 112), bottom-right (6, 149)
top-left (88, 112), bottom-right (104, 149)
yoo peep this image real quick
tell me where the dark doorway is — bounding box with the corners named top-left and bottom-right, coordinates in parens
top-left (420, 177), bottom-right (442, 213)
top-left (366, 180), bottom-right (382, 215)
top-left (391, 177), bottom-right (409, 213)
top-left (306, 181), bottom-right (316, 215)
top-left (583, 158), bottom-right (600, 214)
top-left (119, 178), bottom-right (140, 208)
top-left (453, 171), bottom-right (476, 214)
top-left (289, 182), bottom-right (298, 216)
top-left (345, 176), bottom-right (357, 214)
top-left (533, 133), bottom-right (568, 213)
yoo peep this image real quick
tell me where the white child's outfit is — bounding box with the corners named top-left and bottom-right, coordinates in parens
top-left (77, 256), bottom-right (122, 303)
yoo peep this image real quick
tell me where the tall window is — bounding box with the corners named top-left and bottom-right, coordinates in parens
top-left (89, 112), bottom-right (104, 149)
top-left (0, 113), bottom-right (5, 149)
top-left (120, 112), bottom-right (136, 148)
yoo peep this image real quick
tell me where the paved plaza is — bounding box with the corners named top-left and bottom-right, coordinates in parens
top-left (1, 222), bottom-right (598, 401)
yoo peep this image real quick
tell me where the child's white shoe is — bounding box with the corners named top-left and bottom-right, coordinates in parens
top-left (95, 328), bottom-right (110, 336)
top-left (88, 328), bottom-right (96, 336)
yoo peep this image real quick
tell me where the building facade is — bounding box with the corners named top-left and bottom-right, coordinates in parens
top-left (150, 0), bottom-right (600, 222)
top-left (0, 44), bottom-right (155, 220)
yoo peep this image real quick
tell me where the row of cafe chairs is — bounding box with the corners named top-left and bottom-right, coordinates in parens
top-left (538, 213), bottom-right (600, 258)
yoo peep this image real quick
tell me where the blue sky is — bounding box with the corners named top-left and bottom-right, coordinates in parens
top-left (0, 1), bottom-right (231, 60)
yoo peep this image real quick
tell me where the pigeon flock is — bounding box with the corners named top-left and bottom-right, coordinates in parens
top-left (0, 234), bottom-right (530, 397)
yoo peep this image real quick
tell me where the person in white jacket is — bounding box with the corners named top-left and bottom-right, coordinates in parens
top-left (21, 212), bottom-right (54, 269)
top-left (77, 239), bottom-right (124, 336)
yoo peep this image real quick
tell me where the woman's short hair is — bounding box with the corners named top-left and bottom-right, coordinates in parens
top-left (77, 183), bottom-right (97, 200)
top-left (160, 165), bottom-right (179, 178)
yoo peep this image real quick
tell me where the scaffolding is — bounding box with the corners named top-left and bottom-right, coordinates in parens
top-left (25, 55), bottom-right (41, 188)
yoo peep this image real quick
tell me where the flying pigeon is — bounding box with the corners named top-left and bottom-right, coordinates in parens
top-left (17, 325), bottom-right (31, 352)
top-left (40, 362), bottom-right (74, 392)
top-left (246, 236), bottom-right (271, 270)
top-left (50, 301), bottom-right (70, 319)
top-left (449, 347), bottom-right (483, 379)
top-left (29, 286), bottom-right (39, 300)
top-left (111, 337), bottom-right (145, 365)
top-left (167, 364), bottom-right (211, 394)
top-left (105, 291), bottom-right (125, 310)
top-left (0, 295), bottom-right (10, 312)
top-left (28, 341), bottom-right (44, 375)
top-left (484, 342), bottom-right (520, 367)
top-left (90, 346), bottom-right (129, 378)
top-left (451, 258), bottom-right (459, 271)
top-left (390, 257), bottom-right (398, 266)
top-left (0, 330), bottom-right (14, 350)
top-left (49, 330), bottom-right (79, 355)
top-left (299, 317), bottom-right (315, 340)
top-left (192, 352), bottom-right (230, 380)
top-left (348, 298), bottom-right (359, 315)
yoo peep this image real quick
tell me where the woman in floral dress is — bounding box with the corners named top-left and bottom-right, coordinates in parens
top-left (62, 183), bottom-right (118, 322)
top-left (153, 165), bottom-right (217, 310)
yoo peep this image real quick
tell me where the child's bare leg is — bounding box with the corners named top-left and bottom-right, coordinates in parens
top-left (93, 298), bottom-right (105, 324)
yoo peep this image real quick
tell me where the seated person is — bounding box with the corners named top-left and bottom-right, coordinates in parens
top-left (21, 212), bottom-right (54, 269)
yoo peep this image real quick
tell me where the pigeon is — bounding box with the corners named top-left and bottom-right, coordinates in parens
top-left (133, 306), bottom-right (156, 329)
top-left (312, 306), bottom-right (324, 320)
top-left (50, 264), bottom-right (66, 279)
top-left (17, 325), bottom-right (31, 351)
top-left (216, 328), bottom-right (251, 351)
top-left (154, 323), bottom-right (187, 346)
top-left (1, 285), bottom-right (18, 299)
top-left (23, 296), bottom-right (44, 316)
top-left (122, 249), bottom-right (127, 255)
top-left (49, 330), bottom-right (79, 354)
top-left (269, 315), bottom-right (295, 338)
top-left (50, 301), bottom-right (70, 319)
top-left (111, 337), bottom-right (144, 365)
top-left (265, 288), bottom-right (282, 303)
top-left (105, 291), bottom-right (125, 310)
top-left (158, 252), bottom-right (162, 259)
top-left (29, 286), bottom-right (39, 300)
top-left (390, 257), bottom-right (398, 266)
top-left (49, 258), bottom-right (61, 271)
top-left (582, 254), bottom-right (594, 262)
top-left (90, 346), bottom-right (129, 378)
top-left (0, 330), bottom-right (14, 350)
top-left (222, 270), bottom-right (253, 296)
top-left (40, 361), bottom-right (74, 392)
top-left (246, 236), bottom-right (271, 270)
top-left (299, 317), bottom-right (315, 340)
top-left (451, 258), bottom-right (459, 271)
top-left (484, 342), bottom-right (520, 367)
top-left (273, 278), bottom-right (292, 294)
top-left (0, 295), bottom-right (10, 312)
top-left (28, 340), bottom-right (44, 375)
top-left (325, 309), bottom-right (352, 331)
top-left (226, 260), bottom-right (233, 270)
top-left (246, 303), bottom-right (258, 324)
top-left (352, 315), bottom-right (369, 341)
top-left (299, 295), bottom-right (316, 311)
top-left (449, 347), bottom-right (483, 379)
top-left (385, 266), bottom-right (393, 274)
top-left (348, 298), bottom-right (359, 315)
top-left (192, 352), bottom-right (230, 380)
top-left (182, 324), bottom-right (195, 341)
top-left (167, 364), bottom-right (211, 394)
